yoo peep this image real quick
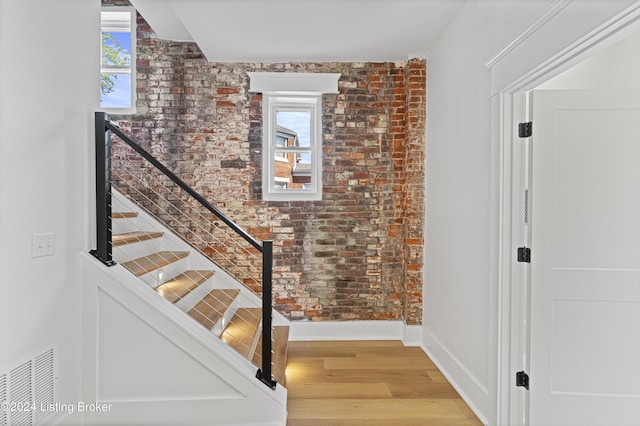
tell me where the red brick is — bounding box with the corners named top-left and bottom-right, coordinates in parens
top-left (217, 87), bottom-right (240, 95)
top-left (216, 100), bottom-right (236, 109)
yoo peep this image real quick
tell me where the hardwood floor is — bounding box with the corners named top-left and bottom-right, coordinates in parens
top-left (285, 341), bottom-right (483, 426)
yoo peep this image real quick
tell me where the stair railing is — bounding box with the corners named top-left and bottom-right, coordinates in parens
top-left (90, 111), bottom-right (277, 390)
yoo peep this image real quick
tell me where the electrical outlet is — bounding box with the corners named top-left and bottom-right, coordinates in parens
top-left (32, 233), bottom-right (55, 258)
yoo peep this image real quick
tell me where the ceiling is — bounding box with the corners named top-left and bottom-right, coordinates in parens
top-left (129, 0), bottom-right (465, 62)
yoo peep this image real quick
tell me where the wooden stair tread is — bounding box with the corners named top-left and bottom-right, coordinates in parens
top-left (188, 289), bottom-right (240, 330)
top-left (121, 251), bottom-right (189, 276)
top-left (112, 212), bottom-right (138, 219)
top-left (252, 325), bottom-right (289, 385)
top-left (221, 308), bottom-right (262, 359)
top-left (112, 231), bottom-right (163, 246)
top-left (156, 270), bottom-right (215, 303)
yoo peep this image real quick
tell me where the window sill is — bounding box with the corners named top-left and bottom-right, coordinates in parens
top-left (263, 190), bottom-right (323, 202)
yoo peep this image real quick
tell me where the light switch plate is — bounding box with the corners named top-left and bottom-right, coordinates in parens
top-left (32, 233), bottom-right (55, 258)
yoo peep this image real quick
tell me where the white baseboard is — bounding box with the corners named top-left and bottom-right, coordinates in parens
top-left (402, 324), bottom-right (423, 346)
top-left (288, 320), bottom-right (422, 346)
top-left (422, 329), bottom-right (489, 426)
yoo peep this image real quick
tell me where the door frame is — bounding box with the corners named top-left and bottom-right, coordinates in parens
top-left (496, 5), bottom-right (640, 425)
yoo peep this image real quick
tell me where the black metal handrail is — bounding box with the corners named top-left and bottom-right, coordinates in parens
top-left (91, 111), bottom-right (276, 390)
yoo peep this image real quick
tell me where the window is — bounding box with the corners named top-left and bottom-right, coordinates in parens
top-left (264, 95), bottom-right (320, 200)
top-left (247, 72), bottom-right (340, 201)
top-left (101, 8), bottom-right (135, 112)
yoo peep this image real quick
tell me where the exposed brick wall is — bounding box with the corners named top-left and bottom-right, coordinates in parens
top-left (403, 59), bottom-right (426, 324)
top-left (103, 2), bottom-right (425, 324)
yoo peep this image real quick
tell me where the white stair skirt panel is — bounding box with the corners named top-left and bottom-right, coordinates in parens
top-left (80, 254), bottom-right (287, 425)
top-left (96, 289), bottom-right (243, 402)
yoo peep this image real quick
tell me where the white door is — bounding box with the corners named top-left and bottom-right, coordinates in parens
top-left (529, 89), bottom-right (640, 426)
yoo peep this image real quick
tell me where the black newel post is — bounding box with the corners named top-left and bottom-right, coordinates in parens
top-left (90, 112), bottom-right (116, 266)
top-left (256, 240), bottom-right (276, 389)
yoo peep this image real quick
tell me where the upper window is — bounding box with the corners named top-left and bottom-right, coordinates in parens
top-left (100, 8), bottom-right (135, 112)
top-left (247, 72), bottom-right (340, 201)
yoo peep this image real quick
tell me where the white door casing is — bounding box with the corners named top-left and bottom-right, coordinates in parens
top-left (497, 5), bottom-right (640, 425)
top-left (528, 89), bottom-right (640, 426)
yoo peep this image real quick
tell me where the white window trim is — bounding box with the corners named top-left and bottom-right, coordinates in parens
top-left (101, 7), bottom-right (136, 114)
top-left (263, 94), bottom-right (322, 201)
top-left (247, 72), bottom-right (340, 202)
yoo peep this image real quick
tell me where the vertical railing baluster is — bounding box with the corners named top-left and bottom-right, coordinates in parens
top-left (90, 111), bottom-right (116, 266)
top-left (256, 240), bottom-right (276, 389)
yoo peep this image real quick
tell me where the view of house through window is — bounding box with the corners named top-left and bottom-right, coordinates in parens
top-left (274, 110), bottom-right (313, 191)
top-left (100, 9), bottom-right (134, 110)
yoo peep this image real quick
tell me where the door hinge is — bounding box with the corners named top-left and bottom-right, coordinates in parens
top-left (519, 121), bottom-right (532, 138)
top-left (516, 371), bottom-right (530, 390)
top-left (517, 247), bottom-right (531, 263)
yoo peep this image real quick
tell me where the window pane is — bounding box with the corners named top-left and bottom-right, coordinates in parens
top-left (276, 110), bottom-right (311, 148)
top-left (102, 31), bottom-right (131, 66)
top-left (101, 73), bottom-right (132, 108)
top-left (273, 152), bottom-right (313, 191)
top-left (100, 10), bottom-right (132, 110)
top-left (274, 110), bottom-right (313, 190)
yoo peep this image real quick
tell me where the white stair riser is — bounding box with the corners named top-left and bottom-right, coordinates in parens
top-left (212, 297), bottom-right (240, 337)
top-left (111, 217), bottom-right (140, 234)
top-left (174, 277), bottom-right (217, 313)
top-left (136, 257), bottom-right (191, 289)
top-left (113, 237), bottom-right (166, 263)
top-left (249, 321), bottom-right (263, 360)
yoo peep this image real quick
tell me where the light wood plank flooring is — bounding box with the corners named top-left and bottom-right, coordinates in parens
top-left (286, 341), bottom-right (483, 426)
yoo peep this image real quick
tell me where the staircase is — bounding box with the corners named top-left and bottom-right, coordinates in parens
top-left (85, 113), bottom-right (289, 424)
top-left (110, 191), bottom-right (289, 386)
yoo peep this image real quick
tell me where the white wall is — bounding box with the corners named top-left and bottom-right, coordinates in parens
top-left (0, 0), bottom-right (99, 424)
top-left (423, 0), bottom-right (639, 424)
